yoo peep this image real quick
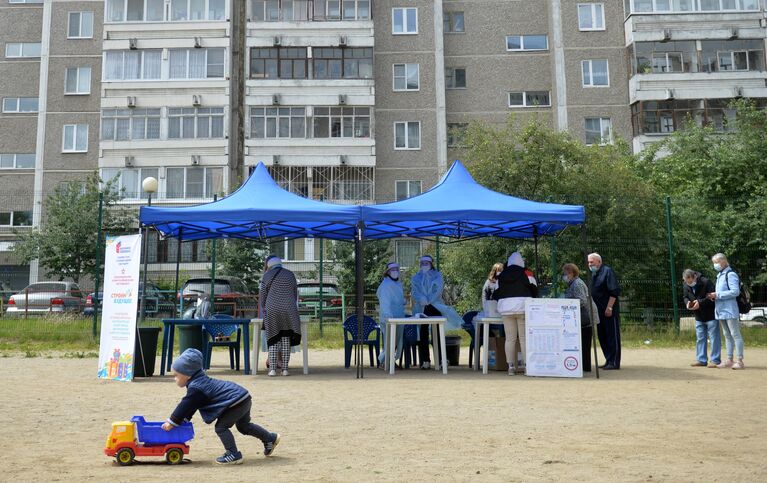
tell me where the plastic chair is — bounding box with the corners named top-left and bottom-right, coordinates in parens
top-left (343, 315), bottom-right (381, 368)
top-left (202, 313), bottom-right (241, 371)
top-left (398, 324), bottom-right (420, 369)
top-left (461, 311), bottom-right (480, 368)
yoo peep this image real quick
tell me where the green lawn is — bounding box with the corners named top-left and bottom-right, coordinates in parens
top-left (1, 315), bottom-right (765, 356)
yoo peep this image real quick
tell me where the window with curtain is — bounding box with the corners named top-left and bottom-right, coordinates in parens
top-left (101, 109), bottom-right (161, 141)
top-left (584, 117), bottom-right (612, 145)
top-left (393, 63), bottom-right (419, 91)
top-left (63, 124), bottom-right (88, 152)
top-left (312, 107), bottom-right (370, 138)
top-left (250, 107), bottom-right (306, 138)
top-left (169, 48), bottom-right (225, 79)
top-left (104, 50), bottom-right (161, 80)
top-left (582, 59), bottom-right (609, 86)
top-left (168, 107), bottom-right (224, 138)
top-left (68, 11), bottom-right (93, 38)
top-left (166, 167), bottom-right (223, 199)
top-left (65, 67), bottom-right (92, 95)
top-left (394, 121), bottom-right (420, 150)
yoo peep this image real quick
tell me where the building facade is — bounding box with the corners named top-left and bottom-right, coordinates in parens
top-left (1, 0), bottom-right (766, 286)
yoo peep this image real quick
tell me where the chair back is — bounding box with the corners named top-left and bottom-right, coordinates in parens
top-left (204, 313), bottom-right (237, 341)
top-left (461, 310), bottom-right (479, 328)
top-left (343, 315), bottom-right (379, 340)
top-left (403, 324), bottom-right (418, 344)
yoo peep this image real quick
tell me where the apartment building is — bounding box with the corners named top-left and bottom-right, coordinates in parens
top-left (2, 0), bottom-right (766, 285)
top-left (1, 0), bottom-right (102, 288)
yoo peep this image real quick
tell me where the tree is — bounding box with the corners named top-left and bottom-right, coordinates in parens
top-left (13, 172), bottom-right (134, 284)
top-left (212, 239), bottom-right (267, 292)
top-left (441, 117), bottom-right (664, 313)
top-left (330, 239), bottom-right (393, 296)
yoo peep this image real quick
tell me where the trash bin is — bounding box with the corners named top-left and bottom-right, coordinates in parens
top-left (134, 327), bottom-right (160, 377)
top-left (178, 324), bottom-right (204, 353)
top-left (443, 335), bottom-right (462, 367)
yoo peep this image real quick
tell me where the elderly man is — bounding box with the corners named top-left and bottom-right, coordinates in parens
top-left (587, 253), bottom-right (621, 370)
top-left (259, 255), bottom-right (301, 377)
top-left (706, 253), bottom-right (745, 370)
top-left (682, 269), bottom-right (720, 367)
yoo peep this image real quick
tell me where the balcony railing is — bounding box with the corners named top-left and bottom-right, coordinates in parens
top-left (250, 0), bottom-right (371, 22)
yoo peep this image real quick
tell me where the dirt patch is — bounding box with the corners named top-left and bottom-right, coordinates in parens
top-left (1, 347), bottom-right (765, 481)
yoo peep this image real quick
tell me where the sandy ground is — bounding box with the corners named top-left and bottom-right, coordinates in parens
top-left (1, 347), bottom-right (765, 482)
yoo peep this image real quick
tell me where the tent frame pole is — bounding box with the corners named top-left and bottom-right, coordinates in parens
top-left (173, 228), bottom-right (183, 318)
top-left (355, 221), bottom-right (365, 379)
top-left (582, 224), bottom-right (600, 379)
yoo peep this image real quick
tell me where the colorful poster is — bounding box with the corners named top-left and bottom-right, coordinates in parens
top-left (525, 298), bottom-right (583, 378)
top-left (98, 234), bottom-right (142, 381)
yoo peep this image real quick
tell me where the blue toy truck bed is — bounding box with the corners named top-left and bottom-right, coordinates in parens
top-left (131, 416), bottom-right (194, 445)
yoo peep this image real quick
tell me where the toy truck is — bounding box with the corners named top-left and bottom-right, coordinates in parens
top-left (104, 416), bottom-right (194, 466)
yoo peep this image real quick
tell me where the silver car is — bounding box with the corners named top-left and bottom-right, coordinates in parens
top-left (5, 282), bottom-right (84, 316)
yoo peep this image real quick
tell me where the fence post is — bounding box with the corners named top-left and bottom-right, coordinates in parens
top-left (92, 192), bottom-right (104, 338)
top-left (664, 196), bottom-right (680, 331)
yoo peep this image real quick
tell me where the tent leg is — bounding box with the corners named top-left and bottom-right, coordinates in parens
top-left (173, 228), bottom-right (183, 318)
top-left (355, 222), bottom-right (365, 379)
top-left (533, 231), bottom-right (540, 280)
top-left (582, 224), bottom-right (599, 379)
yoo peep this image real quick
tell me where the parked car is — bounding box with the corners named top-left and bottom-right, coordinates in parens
top-left (83, 281), bottom-right (175, 317)
top-left (180, 276), bottom-right (257, 317)
top-left (5, 281), bottom-right (84, 316)
top-left (740, 306), bottom-right (767, 327)
top-left (1, 281), bottom-right (12, 306)
top-left (297, 282), bottom-right (343, 318)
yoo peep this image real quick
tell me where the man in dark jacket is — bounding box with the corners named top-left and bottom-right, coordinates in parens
top-left (588, 253), bottom-right (622, 370)
top-left (682, 269), bottom-right (720, 367)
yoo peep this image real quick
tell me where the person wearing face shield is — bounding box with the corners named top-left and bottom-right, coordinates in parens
top-left (410, 255), bottom-right (463, 370)
top-left (376, 262), bottom-right (406, 368)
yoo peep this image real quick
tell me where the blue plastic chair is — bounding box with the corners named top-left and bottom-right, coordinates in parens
top-left (462, 310), bottom-right (506, 368)
top-left (202, 313), bottom-right (241, 371)
top-left (343, 315), bottom-right (381, 368)
top-left (398, 324), bottom-right (419, 369)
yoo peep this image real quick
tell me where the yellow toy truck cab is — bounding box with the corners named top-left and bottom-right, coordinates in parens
top-left (105, 421), bottom-right (135, 451)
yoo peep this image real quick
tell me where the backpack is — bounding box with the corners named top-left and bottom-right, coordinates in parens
top-left (723, 270), bottom-right (752, 315)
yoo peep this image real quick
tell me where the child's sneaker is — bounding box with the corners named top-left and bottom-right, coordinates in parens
top-left (264, 433), bottom-right (281, 457)
top-left (215, 450), bottom-right (243, 465)
top-left (281, 369), bottom-right (289, 376)
top-left (268, 369), bottom-right (277, 377)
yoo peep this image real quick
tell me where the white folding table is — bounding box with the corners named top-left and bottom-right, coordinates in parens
top-left (474, 316), bottom-right (502, 374)
top-left (251, 318), bottom-right (309, 375)
top-left (386, 317), bottom-right (448, 375)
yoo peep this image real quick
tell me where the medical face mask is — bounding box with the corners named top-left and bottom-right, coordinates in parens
top-left (589, 266), bottom-right (598, 273)
top-left (420, 264), bottom-right (430, 273)
top-left (389, 270), bottom-right (400, 280)
top-left (686, 280), bottom-right (696, 288)
top-left (713, 263), bottom-right (722, 272)
top-left (562, 275), bottom-right (570, 283)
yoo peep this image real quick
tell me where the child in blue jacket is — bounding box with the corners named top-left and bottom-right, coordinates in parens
top-left (162, 348), bottom-right (281, 465)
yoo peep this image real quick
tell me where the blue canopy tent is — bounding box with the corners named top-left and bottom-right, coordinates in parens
top-left (138, 160), bottom-right (595, 378)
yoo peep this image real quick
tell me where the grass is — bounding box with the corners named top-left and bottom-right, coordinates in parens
top-left (0, 315), bottom-right (765, 356)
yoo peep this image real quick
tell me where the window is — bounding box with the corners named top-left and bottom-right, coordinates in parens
top-left (101, 108), bottom-right (161, 141)
top-left (0, 211), bottom-right (32, 227)
top-left (506, 35), bottom-right (548, 51)
top-left (250, 107), bottom-right (306, 138)
top-left (578, 4), bottom-right (604, 31)
top-left (394, 121), bottom-right (420, 150)
top-left (9, 0), bottom-right (44, 3)
top-left (447, 123), bottom-right (467, 147)
top-left (395, 180), bottom-right (421, 200)
top-left (312, 48), bottom-right (372, 79)
top-left (313, 107), bottom-right (370, 138)
top-left (169, 48), bottom-right (225, 79)
top-left (68, 11), bottom-right (94, 38)
top-left (585, 117), bottom-right (612, 145)
top-left (102, 167), bottom-right (159, 198)
top-left (629, 0), bottom-right (759, 13)
top-left (250, 47), bottom-right (307, 79)
top-left (700, 40), bottom-right (764, 72)
top-left (0, 154), bottom-right (35, 169)
top-left (62, 124), bottom-right (89, 152)
top-left (652, 52), bottom-right (684, 73)
top-left (2, 97), bottom-right (39, 113)
top-left (104, 50), bottom-right (162, 80)
top-left (106, 0), bottom-right (166, 22)
top-left (166, 167), bottom-right (223, 199)
top-left (444, 11), bottom-right (464, 33)
top-left (582, 59), bottom-right (609, 87)
top-left (170, 0), bottom-right (226, 21)
top-left (393, 63), bottom-right (419, 91)
top-left (65, 67), bottom-right (91, 95)
top-left (5, 43), bottom-right (41, 58)
top-left (718, 50), bottom-right (750, 71)
top-left (168, 107), bottom-right (225, 139)
top-left (392, 7), bottom-right (417, 34)
top-left (445, 68), bottom-right (466, 89)
top-left (508, 91), bottom-right (551, 108)
top-left (395, 240), bottom-right (421, 268)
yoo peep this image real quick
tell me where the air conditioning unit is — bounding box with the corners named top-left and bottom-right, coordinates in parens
top-left (665, 89), bottom-right (675, 100)
top-left (339, 154), bottom-right (347, 165)
top-left (729, 27), bottom-right (739, 40)
top-left (662, 29), bottom-right (671, 42)
top-left (339, 35), bottom-right (347, 46)
top-left (273, 154), bottom-right (280, 165)
top-left (124, 156), bottom-right (135, 167)
top-left (129, 38), bottom-right (138, 50)
top-left (191, 155), bottom-right (201, 166)
top-left (127, 96), bottom-right (137, 108)
top-left (760, 18), bottom-right (767, 28)
top-left (194, 36), bottom-right (202, 48)
top-left (273, 36), bottom-right (281, 46)
top-left (272, 94), bottom-right (280, 105)
top-left (192, 95), bottom-right (202, 106)
top-left (338, 94), bottom-right (347, 105)
top-left (734, 86), bottom-right (744, 98)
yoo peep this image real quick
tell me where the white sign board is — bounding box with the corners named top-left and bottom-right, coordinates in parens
top-left (97, 234), bottom-right (142, 381)
top-left (525, 298), bottom-right (583, 378)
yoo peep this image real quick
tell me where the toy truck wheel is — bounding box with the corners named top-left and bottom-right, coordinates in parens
top-left (165, 448), bottom-right (183, 465)
top-left (116, 448), bottom-right (135, 466)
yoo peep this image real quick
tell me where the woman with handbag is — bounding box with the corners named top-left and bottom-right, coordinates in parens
top-left (563, 263), bottom-right (593, 372)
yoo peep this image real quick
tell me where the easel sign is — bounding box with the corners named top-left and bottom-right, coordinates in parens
top-left (525, 298), bottom-right (583, 378)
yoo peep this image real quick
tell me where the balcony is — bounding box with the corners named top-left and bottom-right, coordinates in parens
top-left (249, 0), bottom-right (371, 22)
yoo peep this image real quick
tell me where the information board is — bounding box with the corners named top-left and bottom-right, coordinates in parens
top-left (525, 298), bottom-right (583, 378)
